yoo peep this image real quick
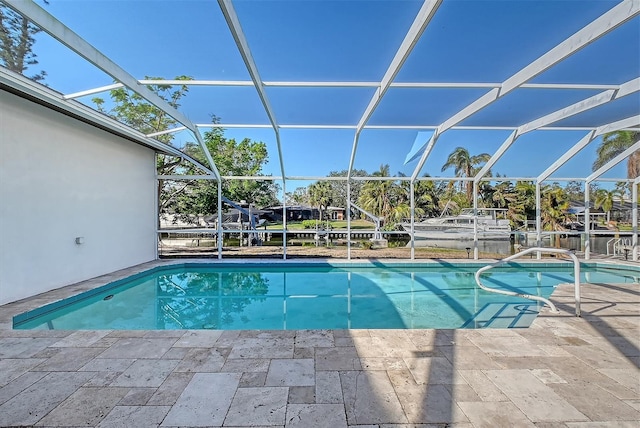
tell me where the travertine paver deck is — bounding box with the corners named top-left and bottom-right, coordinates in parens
top-left (0, 259), bottom-right (638, 427)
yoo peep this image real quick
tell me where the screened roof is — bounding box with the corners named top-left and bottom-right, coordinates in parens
top-left (2, 0), bottom-right (639, 185)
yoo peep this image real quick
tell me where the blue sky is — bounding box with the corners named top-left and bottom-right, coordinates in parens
top-left (25, 0), bottom-right (640, 185)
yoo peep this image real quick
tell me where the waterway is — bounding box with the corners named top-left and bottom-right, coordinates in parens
top-left (411, 234), bottom-right (634, 257)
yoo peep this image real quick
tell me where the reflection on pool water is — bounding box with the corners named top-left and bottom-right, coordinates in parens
top-left (13, 263), bottom-right (639, 330)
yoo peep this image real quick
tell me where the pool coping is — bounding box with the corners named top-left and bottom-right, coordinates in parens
top-left (4, 257), bottom-right (639, 330)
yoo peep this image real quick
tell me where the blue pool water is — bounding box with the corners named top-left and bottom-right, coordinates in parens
top-left (13, 263), bottom-right (639, 330)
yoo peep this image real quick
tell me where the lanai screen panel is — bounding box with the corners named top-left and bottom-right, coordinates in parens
top-left (1, 0), bottom-right (638, 183)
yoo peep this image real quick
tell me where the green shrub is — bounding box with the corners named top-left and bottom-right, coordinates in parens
top-left (301, 220), bottom-right (318, 229)
top-left (361, 240), bottom-right (374, 250)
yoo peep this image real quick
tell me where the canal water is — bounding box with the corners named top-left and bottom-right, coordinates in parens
top-left (411, 235), bottom-right (632, 257)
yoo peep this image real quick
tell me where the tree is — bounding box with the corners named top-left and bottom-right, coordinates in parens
top-left (357, 165), bottom-right (423, 227)
top-left (441, 147), bottom-right (491, 203)
top-left (0, 1), bottom-right (48, 82)
top-left (93, 78), bottom-right (278, 220)
top-left (477, 180), bottom-right (495, 207)
top-left (564, 181), bottom-right (585, 201)
top-left (413, 177), bottom-right (441, 218)
top-left (285, 187), bottom-right (310, 206)
top-left (308, 181), bottom-right (333, 221)
top-left (515, 181), bottom-right (537, 224)
top-left (540, 185), bottom-right (570, 232)
top-left (388, 178), bottom-right (435, 226)
top-left (439, 182), bottom-right (470, 212)
top-left (178, 125), bottom-right (279, 215)
top-left (92, 77), bottom-right (197, 220)
top-left (206, 127), bottom-right (276, 206)
top-left (488, 182), bottom-right (525, 228)
top-left (358, 164), bottom-right (394, 220)
top-left (593, 131), bottom-right (640, 180)
top-left (594, 188), bottom-right (623, 223)
top-left (326, 169), bottom-right (368, 209)
top-left (93, 76), bottom-right (192, 140)
top-left (614, 181), bottom-right (630, 200)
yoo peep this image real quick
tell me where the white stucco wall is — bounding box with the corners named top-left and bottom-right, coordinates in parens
top-left (0, 89), bottom-right (157, 305)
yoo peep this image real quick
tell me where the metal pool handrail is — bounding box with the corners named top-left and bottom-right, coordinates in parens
top-left (474, 247), bottom-right (581, 317)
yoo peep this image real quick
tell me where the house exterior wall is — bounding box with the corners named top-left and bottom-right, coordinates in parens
top-left (0, 89), bottom-right (157, 305)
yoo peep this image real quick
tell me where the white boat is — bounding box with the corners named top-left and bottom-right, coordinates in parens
top-left (400, 208), bottom-right (512, 240)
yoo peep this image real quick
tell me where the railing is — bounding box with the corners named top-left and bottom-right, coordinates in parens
top-left (607, 238), bottom-right (620, 256)
top-left (607, 238), bottom-right (633, 257)
top-left (474, 247), bottom-right (581, 317)
top-left (615, 238), bottom-right (632, 257)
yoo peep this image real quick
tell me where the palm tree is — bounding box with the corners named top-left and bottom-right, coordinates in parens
top-left (441, 147), bottom-right (491, 203)
top-left (478, 181), bottom-right (495, 207)
top-left (594, 188), bottom-right (623, 223)
top-left (515, 181), bottom-right (537, 225)
top-left (593, 131), bottom-right (640, 179)
top-left (413, 177), bottom-right (441, 218)
top-left (308, 181), bottom-right (332, 222)
top-left (488, 182), bottom-right (525, 228)
top-left (540, 185), bottom-right (570, 232)
top-left (359, 165), bottom-right (421, 227)
top-left (391, 175), bottom-right (428, 224)
top-left (358, 165), bottom-right (393, 217)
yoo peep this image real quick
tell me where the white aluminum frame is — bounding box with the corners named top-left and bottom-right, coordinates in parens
top-left (3, 0), bottom-right (639, 262)
top-left (3, 0), bottom-right (222, 181)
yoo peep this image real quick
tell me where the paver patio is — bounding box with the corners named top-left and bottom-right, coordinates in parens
top-left (0, 259), bottom-right (638, 427)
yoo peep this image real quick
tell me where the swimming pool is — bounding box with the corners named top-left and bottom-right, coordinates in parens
top-left (13, 263), bottom-right (639, 330)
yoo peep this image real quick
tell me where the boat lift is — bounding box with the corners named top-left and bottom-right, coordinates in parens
top-left (220, 196), bottom-right (262, 246)
top-left (349, 202), bottom-right (384, 242)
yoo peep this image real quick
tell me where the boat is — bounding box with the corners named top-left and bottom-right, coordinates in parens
top-left (400, 208), bottom-right (512, 240)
